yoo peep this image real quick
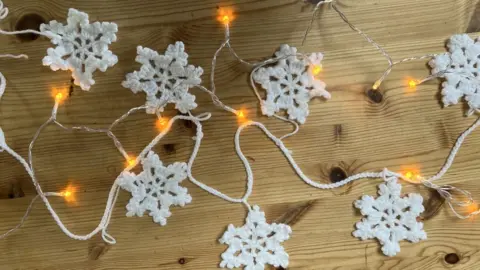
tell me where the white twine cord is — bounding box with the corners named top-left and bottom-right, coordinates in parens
top-left (0, 71), bottom-right (5, 101)
top-left (0, 0), bottom-right (43, 101)
top-left (0, 0), bottom-right (56, 39)
top-left (187, 114), bottom-right (254, 204)
top-left (234, 117), bottom-right (480, 218)
top-left (0, 53), bottom-right (30, 102)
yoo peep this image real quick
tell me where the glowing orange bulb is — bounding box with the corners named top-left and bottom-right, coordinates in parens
top-left (126, 156), bottom-right (136, 167)
top-left (405, 171), bottom-right (413, 179)
top-left (312, 65), bottom-right (322, 76)
top-left (237, 110), bottom-right (245, 118)
top-left (467, 203), bottom-right (478, 212)
top-left (156, 117), bottom-right (168, 131)
top-left (60, 185), bottom-right (76, 202)
top-left (217, 8), bottom-right (234, 25)
top-left (408, 80), bottom-right (417, 89)
top-left (52, 88), bottom-right (67, 103)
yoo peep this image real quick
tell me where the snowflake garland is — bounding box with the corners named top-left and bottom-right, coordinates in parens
top-left (117, 151), bottom-right (192, 226)
top-left (429, 34), bottom-right (480, 115)
top-left (219, 205), bottom-right (292, 269)
top-left (40, 8), bottom-right (118, 91)
top-left (122, 42), bottom-right (203, 114)
top-left (353, 174), bottom-right (427, 256)
top-left (252, 44), bottom-right (330, 124)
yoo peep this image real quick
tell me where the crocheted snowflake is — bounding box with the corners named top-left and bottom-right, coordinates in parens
top-left (122, 42), bottom-right (203, 114)
top-left (429, 34), bottom-right (480, 115)
top-left (252, 44), bottom-right (330, 124)
top-left (219, 205), bottom-right (292, 269)
top-left (117, 151), bottom-right (192, 226)
top-left (353, 175), bottom-right (426, 256)
top-left (40, 9), bottom-right (118, 91)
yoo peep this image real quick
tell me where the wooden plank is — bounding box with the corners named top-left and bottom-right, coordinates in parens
top-left (0, 0), bottom-right (480, 269)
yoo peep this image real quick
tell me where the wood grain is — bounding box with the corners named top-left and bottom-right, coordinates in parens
top-left (0, 0), bottom-right (480, 269)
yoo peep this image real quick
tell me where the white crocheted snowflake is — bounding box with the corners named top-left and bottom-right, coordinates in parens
top-left (429, 34), bottom-right (480, 115)
top-left (219, 205), bottom-right (291, 269)
top-left (117, 151), bottom-right (192, 226)
top-left (353, 175), bottom-right (426, 256)
top-left (122, 42), bottom-right (203, 114)
top-left (40, 9), bottom-right (118, 91)
top-left (252, 44), bottom-right (330, 124)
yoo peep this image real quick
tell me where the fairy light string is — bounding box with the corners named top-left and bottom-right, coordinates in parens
top-left (206, 4), bottom-right (480, 219)
top-left (0, 0), bottom-right (478, 249)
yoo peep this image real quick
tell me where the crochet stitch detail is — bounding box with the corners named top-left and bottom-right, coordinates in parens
top-left (219, 205), bottom-right (292, 269)
top-left (252, 44), bottom-right (330, 124)
top-left (353, 175), bottom-right (427, 256)
top-left (122, 42), bottom-right (203, 114)
top-left (429, 34), bottom-right (480, 115)
top-left (40, 8), bottom-right (118, 91)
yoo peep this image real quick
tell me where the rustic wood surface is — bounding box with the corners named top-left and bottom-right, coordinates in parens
top-left (0, 0), bottom-right (479, 269)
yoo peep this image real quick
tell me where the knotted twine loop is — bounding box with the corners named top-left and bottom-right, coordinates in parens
top-left (101, 228), bottom-right (116, 244)
top-left (421, 181), bottom-right (479, 219)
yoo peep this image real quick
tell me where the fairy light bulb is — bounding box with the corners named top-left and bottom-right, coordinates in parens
top-left (55, 93), bottom-right (64, 101)
top-left (52, 88), bottom-right (67, 103)
top-left (61, 185), bottom-right (76, 202)
top-left (408, 80), bottom-right (417, 89)
top-left (312, 65), bottom-right (322, 76)
top-left (467, 203), bottom-right (479, 214)
top-left (156, 117), bottom-right (168, 131)
top-left (236, 110), bottom-right (248, 124)
top-left (403, 170), bottom-right (422, 183)
top-left (237, 110), bottom-right (245, 118)
top-left (222, 15), bottom-right (230, 24)
top-left (126, 156), bottom-right (136, 167)
top-left (217, 8), bottom-right (234, 25)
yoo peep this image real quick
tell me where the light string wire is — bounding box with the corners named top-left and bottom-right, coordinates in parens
top-left (0, 95), bottom-right (213, 242)
top-left (0, 0), bottom-right (478, 243)
top-left (0, 97), bottom-right (138, 243)
top-left (303, 0), bottom-right (442, 90)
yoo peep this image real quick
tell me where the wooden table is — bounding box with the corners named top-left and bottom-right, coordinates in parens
top-left (0, 0), bottom-right (479, 269)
